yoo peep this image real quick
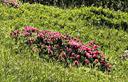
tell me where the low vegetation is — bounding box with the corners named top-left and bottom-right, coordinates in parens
top-left (11, 26), bottom-right (112, 72)
top-left (0, 3), bottom-right (128, 82)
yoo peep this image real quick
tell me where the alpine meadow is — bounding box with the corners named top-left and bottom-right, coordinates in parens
top-left (0, 1), bottom-right (128, 82)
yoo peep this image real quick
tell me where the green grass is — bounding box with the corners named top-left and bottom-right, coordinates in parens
top-left (0, 3), bottom-right (128, 82)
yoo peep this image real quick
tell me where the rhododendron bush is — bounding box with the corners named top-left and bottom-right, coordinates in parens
top-left (10, 26), bottom-right (112, 71)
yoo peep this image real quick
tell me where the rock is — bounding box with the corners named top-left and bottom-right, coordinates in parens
top-left (120, 50), bottom-right (128, 60)
top-left (2, 0), bottom-right (21, 8)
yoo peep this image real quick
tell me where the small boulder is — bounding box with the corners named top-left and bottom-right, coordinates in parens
top-left (2, 0), bottom-right (21, 8)
top-left (120, 50), bottom-right (128, 60)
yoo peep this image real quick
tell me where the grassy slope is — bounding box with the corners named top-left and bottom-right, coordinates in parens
top-left (0, 3), bottom-right (128, 82)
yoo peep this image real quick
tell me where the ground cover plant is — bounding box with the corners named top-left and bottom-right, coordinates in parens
top-left (11, 26), bottom-right (112, 71)
top-left (0, 3), bottom-right (128, 82)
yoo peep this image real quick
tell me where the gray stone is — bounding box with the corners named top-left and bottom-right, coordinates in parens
top-left (120, 50), bottom-right (128, 60)
top-left (2, 0), bottom-right (21, 8)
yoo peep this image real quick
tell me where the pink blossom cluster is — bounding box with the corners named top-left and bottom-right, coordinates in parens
top-left (10, 26), bottom-right (112, 71)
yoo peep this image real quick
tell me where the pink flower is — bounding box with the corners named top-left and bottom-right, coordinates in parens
top-left (24, 26), bottom-right (38, 32)
top-left (100, 60), bottom-right (106, 65)
top-left (10, 30), bottom-right (20, 38)
top-left (43, 31), bottom-right (62, 40)
top-left (93, 51), bottom-right (100, 55)
top-left (85, 52), bottom-right (92, 58)
top-left (56, 45), bottom-right (60, 49)
top-left (71, 53), bottom-right (75, 57)
top-left (84, 59), bottom-right (90, 64)
top-left (27, 38), bottom-right (35, 45)
top-left (39, 30), bottom-right (50, 35)
top-left (68, 40), bottom-right (81, 48)
top-left (92, 54), bottom-right (98, 58)
top-left (38, 31), bottom-right (62, 43)
top-left (52, 32), bottom-right (62, 39)
top-left (86, 40), bottom-right (95, 46)
top-left (62, 53), bottom-right (66, 58)
top-left (79, 45), bottom-right (87, 51)
top-left (76, 55), bottom-right (81, 60)
top-left (37, 31), bottom-right (46, 38)
top-left (66, 47), bottom-right (72, 53)
top-left (94, 59), bottom-right (99, 63)
top-left (47, 45), bottom-right (53, 54)
top-left (92, 51), bottom-right (99, 58)
top-left (86, 47), bottom-right (91, 51)
top-left (79, 45), bottom-right (91, 51)
top-left (74, 60), bottom-right (79, 65)
top-left (92, 45), bottom-right (100, 50)
top-left (68, 40), bottom-right (79, 46)
top-left (23, 31), bottom-right (31, 36)
top-left (88, 50), bottom-right (93, 54)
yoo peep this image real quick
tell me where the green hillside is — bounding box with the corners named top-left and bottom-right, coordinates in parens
top-left (0, 3), bottom-right (128, 82)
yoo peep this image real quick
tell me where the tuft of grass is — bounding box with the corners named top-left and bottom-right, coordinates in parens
top-left (0, 3), bottom-right (128, 82)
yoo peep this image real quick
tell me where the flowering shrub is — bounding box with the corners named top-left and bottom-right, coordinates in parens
top-left (10, 26), bottom-right (112, 71)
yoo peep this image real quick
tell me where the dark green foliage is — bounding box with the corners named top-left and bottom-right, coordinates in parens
top-left (0, 3), bottom-right (128, 30)
top-left (21, 0), bottom-right (128, 11)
